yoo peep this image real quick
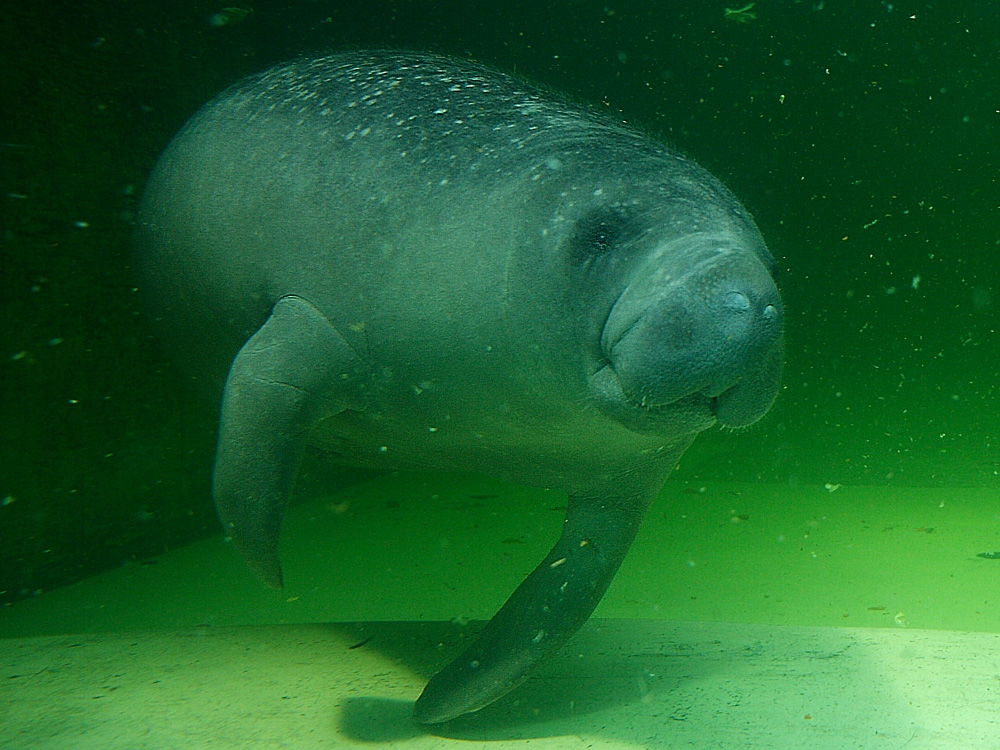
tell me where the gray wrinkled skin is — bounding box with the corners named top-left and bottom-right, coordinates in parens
top-left (135, 51), bottom-right (783, 724)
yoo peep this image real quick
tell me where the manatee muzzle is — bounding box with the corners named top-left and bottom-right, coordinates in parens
top-left (603, 245), bottom-right (783, 429)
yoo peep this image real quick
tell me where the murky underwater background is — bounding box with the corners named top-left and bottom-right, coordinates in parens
top-left (1, 0), bottom-right (997, 639)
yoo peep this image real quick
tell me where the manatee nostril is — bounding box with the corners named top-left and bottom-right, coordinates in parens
top-left (762, 303), bottom-right (779, 324)
top-left (722, 290), bottom-right (751, 313)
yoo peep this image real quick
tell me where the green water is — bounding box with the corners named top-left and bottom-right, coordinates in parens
top-left (1, 473), bottom-right (997, 640)
top-left (1, 0), bottom-right (997, 631)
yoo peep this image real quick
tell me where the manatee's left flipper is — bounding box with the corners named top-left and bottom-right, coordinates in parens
top-left (413, 474), bottom-right (669, 724)
top-left (213, 295), bottom-right (368, 589)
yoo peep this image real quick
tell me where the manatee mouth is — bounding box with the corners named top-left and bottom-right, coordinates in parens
top-left (600, 312), bottom-right (721, 415)
top-left (633, 386), bottom-right (716, 415)
top-left (606, 345), bottom-right (773, 429)
top-left (626, 376), bottom-right (723, 425)
top-left (589, 361), bottom-right (719, 435)
top-left (605, 361), bottom-right (714, 413)
top-left (598, 301), bottom-right (709, 412)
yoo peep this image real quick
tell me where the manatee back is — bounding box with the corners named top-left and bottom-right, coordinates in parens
top-left (135, 51), bottom-right (744, 389)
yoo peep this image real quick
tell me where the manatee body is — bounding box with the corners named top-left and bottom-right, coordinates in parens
top-left (135, 51), bottom-right (783, 723)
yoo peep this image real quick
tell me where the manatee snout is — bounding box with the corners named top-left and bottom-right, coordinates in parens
top-left (606, 241), bottom-right (783, 428)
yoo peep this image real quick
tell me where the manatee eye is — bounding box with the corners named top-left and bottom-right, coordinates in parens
top-left (570, 206), bottom-right (631, 266)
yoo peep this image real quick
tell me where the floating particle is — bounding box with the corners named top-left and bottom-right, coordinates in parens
top-left (208, 7), bottom-right (253, 27)
top-left (724, 3), bottom-right (757, 22)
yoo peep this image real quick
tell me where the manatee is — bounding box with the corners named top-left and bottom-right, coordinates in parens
top-left (134, 50), bottom-right (783, 723)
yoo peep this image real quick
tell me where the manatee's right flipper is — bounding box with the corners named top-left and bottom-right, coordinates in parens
top-left (213, 295), bottom-right (368, 589)
top-left (412, 480), bottom-right (660, 724)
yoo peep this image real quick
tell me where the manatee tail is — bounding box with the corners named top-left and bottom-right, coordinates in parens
top-left (412, 486), bottom-right (655, 724)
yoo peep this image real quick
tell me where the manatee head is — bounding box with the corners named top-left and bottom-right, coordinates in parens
top-left (572, 203), bottom-right (784, 437)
